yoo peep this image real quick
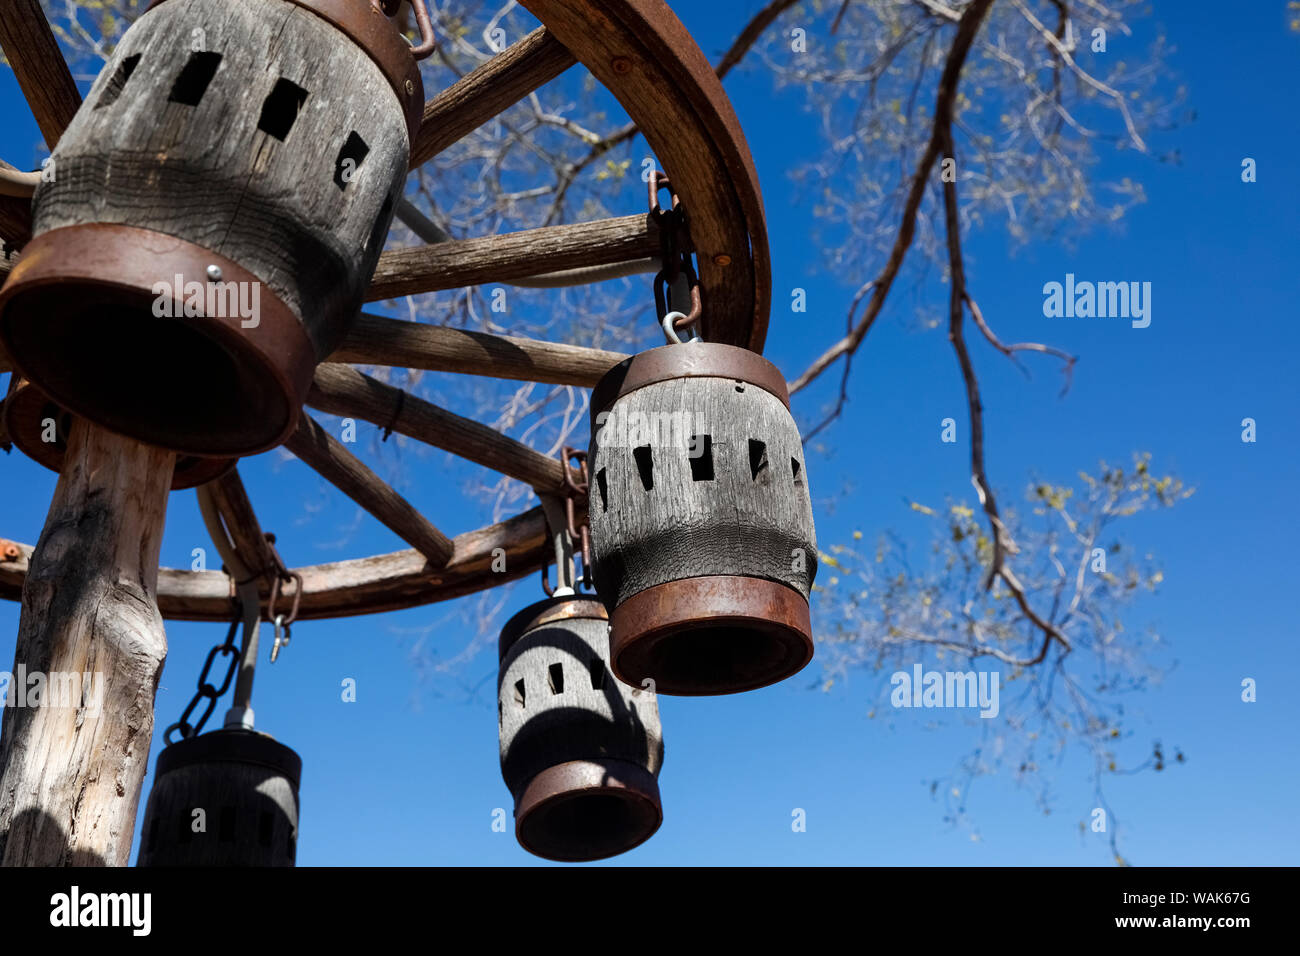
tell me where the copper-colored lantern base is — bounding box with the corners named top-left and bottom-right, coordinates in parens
top-left (2, 377), bottom-right (235, 490)
top-left (609, 575), bottom-right (814, 696)
top-left (515, 758), bottom-right (663, 863)
top-left (0, 224), bottom-right (316, 457)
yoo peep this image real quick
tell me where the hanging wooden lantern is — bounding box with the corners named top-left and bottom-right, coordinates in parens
top-left (0, 0), bottom-right (422, 456)
top-left (587, 342), bottom-right (818, 696)
top-left (498, 596), bottom-right (664, 862)
top-left (2, 376), bottom-right (235, 489)
top-left (137, 728), bottom-right (301, 867)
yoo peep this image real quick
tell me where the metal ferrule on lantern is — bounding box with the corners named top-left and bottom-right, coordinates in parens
top-left (0, 0), bottom-right (426, 457)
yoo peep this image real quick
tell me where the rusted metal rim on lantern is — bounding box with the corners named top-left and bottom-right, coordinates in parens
top-left (609, 575), bottom-right (814, 696)
top-left (0, 223), bottom-right (315, 458)
top-left (590, 342), bottom-right (791, 429)
top-left (2, 377), bottom-right (236, 491)
top-left (498, 595), bottom-right (608, 661)
top-left (515, 758), bottom-right (662, 862)
top-left (145, 0), bottom-right (425, 142)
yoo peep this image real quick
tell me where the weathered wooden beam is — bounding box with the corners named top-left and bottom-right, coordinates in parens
top-left (206, 469), bottom-right (279, 586)
top-left (308, 363), bottom-right (569, 493)
top-left (0, 421), bottom-right (174, 866)
top-left (0, 506), bottom-right (558, 621)
top-left (285, 413), bottom-right (455, 566)
top-left (367, 214), bottom-right (661, 301)
top-left (330, 314), bottom-right (629, 388)
top-left (410, 26), bottom-right (576, 169)
top-left (0, 0), bottom-right (82, 148)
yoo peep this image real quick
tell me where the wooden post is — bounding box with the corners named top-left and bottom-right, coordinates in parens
top-left (0, 422), bottom-right (175, 866)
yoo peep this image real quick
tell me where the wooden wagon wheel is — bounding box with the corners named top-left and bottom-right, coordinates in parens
top-left (0, 0), bottom-right (772, 623)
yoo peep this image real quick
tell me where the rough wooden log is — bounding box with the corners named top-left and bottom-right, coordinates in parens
top-left (308, 363), bottom-right (571, 492)
top-left (367, 214), bottom-right (661, 301)
top-left (0, 0), bottom-right (82, 148)
top-left (285, 412), bottom-right (455, 565)
top-left (0, 422), bottom-right (175, 866)
top-left (330, 314), bottom-right (629, 388)
top-left (410, 26), bottom-right (576, 169)
top-left (0, 504), bottom-right (571, 622)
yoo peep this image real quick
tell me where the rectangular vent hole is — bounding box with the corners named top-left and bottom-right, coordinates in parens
top-left (748, 439), bottom-right (768, 480)
top-left (97, 53), bottom-right (141, 109)
top-left (168, 51), bottom-right (222, 106)
top-left (258, 77), bottom-right (309, 141)
top-left (689, 435), bottom-right (714, 481)
top-left (633, 445), bottom-right (654, 491)
top-left (334, 131), bottom-right (370, 190)
top-left (513, 678), bottom-right (526, 708)
top-left (548, 662), bottom-right (565, 695)
top-left (589, 658), bottom-right (605, 690)
top-left (595, 467), bottom-right (609, 512)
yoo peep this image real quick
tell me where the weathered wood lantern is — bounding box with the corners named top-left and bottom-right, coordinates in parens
top-left (3, 376), bottom-right (235, 489)
top-left (498, 596), bottom-right (665, 861)
top-left (587, 342), bottom-right (818, 696)
top-left (136, 728), bottom-right (302, 867)
top-left (0, 0), bottom-right (423, 456)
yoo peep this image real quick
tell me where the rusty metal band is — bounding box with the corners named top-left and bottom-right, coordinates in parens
top-left (609, 574), bottom-right (814, 696)
top-left (514, 758), bottom-right (662, 862)
top-left (498, 594), bottom-right (608, 661)
top-left (146, 0), bottom-right (425, 143)
top-left (590, 342), bottom-right (791, 426)
top-left (0, 223), bottom-right (316, 456)
top-left (2, 376), bottom-right (236, 490)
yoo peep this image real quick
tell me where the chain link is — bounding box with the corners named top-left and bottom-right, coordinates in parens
top-left (648, 170), bottom-right (703, 339)
top-left (164, 616), bottom-right (241, 745)
top-left (561, 447), bottom-right (593, 591)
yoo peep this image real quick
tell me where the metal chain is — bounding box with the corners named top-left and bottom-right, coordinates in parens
top-left (648, 170), bottom-right (704, 342)
top-left (561, 447), bottom-right (593, 591)
top-left (164, 615), bottom-right (241, 745)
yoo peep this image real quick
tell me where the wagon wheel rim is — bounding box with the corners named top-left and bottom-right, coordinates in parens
top-left (0, 0), bottom-right (772, 622)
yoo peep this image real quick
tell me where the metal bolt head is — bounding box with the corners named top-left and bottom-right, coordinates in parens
top-left (206, 264), bottom-right (222, 282)
top-left (405, 79), bottom-right (415, 96)
top-left (611, 56), bottom-right (633, 75)
top-left (713, 254), bottom-right (733, 267)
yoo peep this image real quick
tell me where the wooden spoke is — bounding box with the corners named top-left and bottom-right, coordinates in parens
top-left (0, 504), bottom-right (555, 621)
top-left (308, 363), bottom-right (571, 493)
top-left (409, 26), bottom-right (577, 170)
top-left (285, 413), bottom-right (455, 566)
top-left (205, 470), bottom-right (280, 585)
top-left (367, 213), bottom-right (665, 301)
top-left (330, 314), bottom-right (628, 388)
top-left (0, 0), bottom-right (83, 148)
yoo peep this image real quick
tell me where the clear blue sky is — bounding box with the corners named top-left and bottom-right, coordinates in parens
top-left (0, 0), bottom-right (1296, 865)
